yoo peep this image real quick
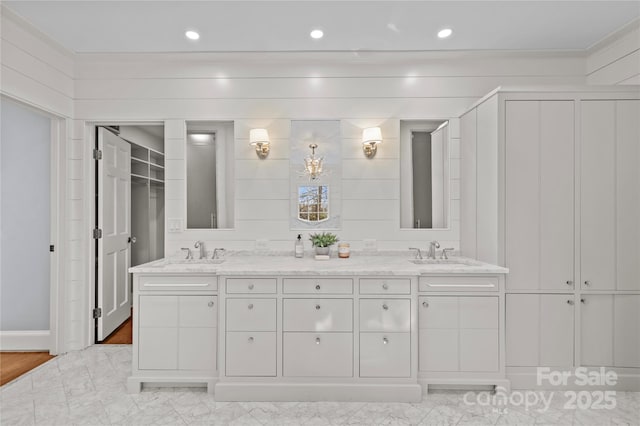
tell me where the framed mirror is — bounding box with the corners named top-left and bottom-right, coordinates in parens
top-left (400, 119), bottom-right (450, 229)
top-left (185, 121), bottom-right (234, 229)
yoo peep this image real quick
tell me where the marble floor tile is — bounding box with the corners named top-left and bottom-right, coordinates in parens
top-left (2, 345), bottom-right (639, 426)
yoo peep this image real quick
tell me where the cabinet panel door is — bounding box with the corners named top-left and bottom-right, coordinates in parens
top-left (139, 327), bottom-right (178, 370)
top-left (226, 331), bottom-right (276, 376)
top-left (506, 294), bottom-right (540, 367)
top-left (460, 329), bottom-right (499, 372)
top-left (616, 101), bottom-right (640, 291)
top-left (283, 332), bottom-right (353, 377)
top-left (226, 298), bottom-right (276, 331)
top-left (418, 296), bottom-right (458, 329)
top-left (539, 101), bottom-right (575, 291)
top-left (540, 295), bottom-right (574, 367)
top-left (360, 299), bottom-right (410, 332)
top-left (459, 297), bottom-right (498, 329)
top-left (178, 327), bottom-right (216, 371)
top-left (179, 296), bottom-right (217, 328)
top-left (580, 295), bottom-right (613, 366)
top-left (614, 295), bottom-right (640, 368)
top-left (581, 101), bottom-right (616, 290)
top-left (419, 329), bottom-right (459, 372)
top-left (139, 295), bottom-right (177, 327)
top-left (360, 332), bottom-right (410, 378)
top-left (505, 101), bottom-right (540, 290)
top-left (283, 298), bottom-right (352, 332)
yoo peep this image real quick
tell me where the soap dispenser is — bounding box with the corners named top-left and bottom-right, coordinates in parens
top-left (295, 234), bottom-right (304, 258)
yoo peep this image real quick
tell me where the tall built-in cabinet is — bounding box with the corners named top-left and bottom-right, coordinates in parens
top-left (460, 88), bottom-right (640, 389)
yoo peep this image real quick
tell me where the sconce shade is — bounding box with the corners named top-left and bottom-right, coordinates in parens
top-left (249, 128), bottom-right (270, 145)
top-left (249, 128), bottom-right (270, 159)
top-left (362, 127), bottom-right (382, 158)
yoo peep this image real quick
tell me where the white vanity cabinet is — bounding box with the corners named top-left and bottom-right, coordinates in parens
top-left (417, 274), bottom-right (507, 389)
top-left (128, 274), bottom-right (218, 393)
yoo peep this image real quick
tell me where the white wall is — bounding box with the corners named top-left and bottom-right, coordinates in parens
top-left (587, 20), bottom-right (640, 85)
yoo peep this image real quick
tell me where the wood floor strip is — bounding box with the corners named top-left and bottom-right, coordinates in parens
top-left (0, 352), bottom-right (55, 386)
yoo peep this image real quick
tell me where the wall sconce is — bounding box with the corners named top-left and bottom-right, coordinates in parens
top-left (249, 128), bottom-right (270, 159)
top-left (362, 127), bottom-right (382, 158)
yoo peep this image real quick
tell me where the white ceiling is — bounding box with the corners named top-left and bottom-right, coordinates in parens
top-left (5, 1), bottom-right (639, 54)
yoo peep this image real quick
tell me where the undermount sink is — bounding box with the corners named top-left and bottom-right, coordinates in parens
top-left (151, 258), bottom-right (225, 267)
top-left (408, 258), bottom-right (474, 265)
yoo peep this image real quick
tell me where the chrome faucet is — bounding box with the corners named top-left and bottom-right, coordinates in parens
top-left (194, 241), bottom-right (206, 259)
top-left (212, 248), bottom-right (226, 260)
top-left (409, 247), bottom-right (424, 260)
top-left (427, 241), bottom-right (440, 259)
top-left (181, 247), bottom-right (193, 260)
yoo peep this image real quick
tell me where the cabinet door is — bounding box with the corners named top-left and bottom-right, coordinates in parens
top-left (581, 101), bottom-right (616, 290)
top-left (580, 295), bottom-right (614, 366)
top-left (505, 101), bottom-right (574, 291)
top-left (360, 332), bottom-right (410, 378)
top-left (506, 294), bottom-right (540, 366)
top-left (179, 296), bottom-right (217, 327)
top-left (139, 328), bottom-right (178, 370)
top-left (419, 329), bottom-right (459, 372)
top-left (616, 101), bottom-right (640, 291)
top-left (179, 327), bottom-right (216, 371)
top-left (539, 295), bottom-right (574, 367)
top-left (460, 329), bottom-right (498, 372)
top-left (139, 295), bottom-right (178, 327)
top-left (226, 331), bottom-right (276, 376)
top-left (283, 332), bottom-right (353, 377)
top-left (614, 295), bottom-right (640, 368)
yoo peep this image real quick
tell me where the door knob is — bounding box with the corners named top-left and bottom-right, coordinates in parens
top-left (567, 300), bottom-right (574, 305)
top-left (566, 280), bottom-right (573, 286)
top-left (315, 304), bottom-right (321, 310)
top-left (581, 298), bottom-right (586, 304)
top-left (383, 337), bottom-right (389, 345)
top-left (208, 301), bottom-right (214, 307)
top-left (248, 337), bottom-right (254, 343)
top-left (248, 283), bottom-right (255, 290)
top-left (422, 301), bottom-right (429, 308)
top-left (584, 280), bottom-right (591, 286)
top-left (382, 282), bottom-right (389, 290)
top-left (382, 304), bottom-right (389, 311)
top-left (248, 304), bottom-right (254, 310)
top-left (315, 337), bottom-right (321, 345)
top-left (315, 284), bottom-right (321, 290)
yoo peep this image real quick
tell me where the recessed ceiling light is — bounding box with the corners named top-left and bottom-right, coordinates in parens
top-left (185, 30), bottom-right (200, 40)
top-left (437, 28), bottom-right (453, 39)
top-left (310, 29), bottom-right (324, 39)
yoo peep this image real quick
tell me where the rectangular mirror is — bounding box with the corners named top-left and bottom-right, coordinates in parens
top-left (400, 120), bottom-right (450, 229)
top-left (186, 121), bottom-right (234, 229)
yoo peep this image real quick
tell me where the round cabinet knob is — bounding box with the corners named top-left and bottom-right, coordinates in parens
top-left (566, 280), bottom-right (574, 286)
top-left (208, 301), bottom-right (214, 307)
top-left (422, 301), bottom-right (429, 308)
top-left (248, 303), bottom-right (254, 310)
top-left (315, 284), bottom-right (321, 290)
top-left (315, 337), bottom-right (321, 345)
top-left (382, 304), bottom-right (389, 311)
top-left (383, 337), bottom-right (389, 345)
top-left (315, 304), bottom-right (321, 310)
top-left (248, 283), bottom-right (255, 290)
top-left (567, 300), bottom-right (574, 305)
top-left (581, 298), bottom-right (586, 304)
top-left (248, 337), bottom-right (254, 343)
top-left (382, 283), bottom-right (389, 290)
top-left (584, 280), bottom-right (591, 286)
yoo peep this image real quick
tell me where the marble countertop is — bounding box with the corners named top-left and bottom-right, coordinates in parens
top-left (129, 251), bottom-right (508, 275)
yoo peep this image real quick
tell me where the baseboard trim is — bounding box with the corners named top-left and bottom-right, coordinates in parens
top-left (0, 330), bottom-right (50, 351)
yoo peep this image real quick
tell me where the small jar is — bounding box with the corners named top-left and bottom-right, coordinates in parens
top-left (338, 243), bottom-right (350, 258)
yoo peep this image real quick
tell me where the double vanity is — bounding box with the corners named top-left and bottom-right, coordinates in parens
top-left (127, 252), bottom-right (507, 402)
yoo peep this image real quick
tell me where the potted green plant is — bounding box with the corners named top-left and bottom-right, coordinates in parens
top-left (309, 232), bottom-right (339, 255)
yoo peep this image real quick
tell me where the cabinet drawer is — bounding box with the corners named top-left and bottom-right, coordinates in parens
top-left (360, 332), bottom-right (410, 378)
top-left (283, 278), bottom-right (353, 294)
top-left (419, 276), bottom-right (498, 292)
top-left (226, 278), bottom-right (276, 294)
top-left (360, 299), bottom-right (410, 332)
top-left (226, 331), bottom-right (276, 376)
top-left (360, 278), bottom-right (411, 295)
top-left (283, 299), bottom-right (352, 332)
top-left (226, 298), bottom-right (276, 331)
top-left (283, 332), bottom-right (353, 377)
top-left (138, 275), bottom-right (217, 291)
top-left (179, 296), bottom-right (217, 327)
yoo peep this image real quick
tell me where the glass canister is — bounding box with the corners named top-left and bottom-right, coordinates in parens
top-left (338, 243), bottom-right (350, 258)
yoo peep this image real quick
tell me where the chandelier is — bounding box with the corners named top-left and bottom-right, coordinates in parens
top-left (303, 143), bottom-right (324, 181)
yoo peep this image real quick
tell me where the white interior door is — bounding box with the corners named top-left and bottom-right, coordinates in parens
top-left (97, 127), bottom-right (131, 341)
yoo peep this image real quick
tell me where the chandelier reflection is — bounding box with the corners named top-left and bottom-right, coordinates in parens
top-left (302, 143), bottom-right (325, 181)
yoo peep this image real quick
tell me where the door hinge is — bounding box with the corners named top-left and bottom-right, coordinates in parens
top-left (93, 149), bottom-right (103, 160)
top-left (93, 308), bottom-right (102, 319)
top-left (93, 228), bottom-right (103, 239)
top-left (49, 245), bottom-right (55, 252)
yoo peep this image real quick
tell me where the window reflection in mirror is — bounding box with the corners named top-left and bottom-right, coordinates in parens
top-left (298, 185), bottom-right (329, 222)
top-left (186, 121), bottom-right (234, 229)
top-left (400, 120), bottom-right (450, 229)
